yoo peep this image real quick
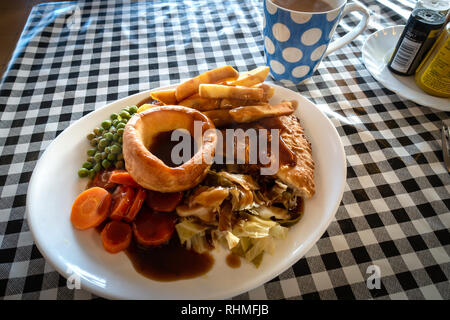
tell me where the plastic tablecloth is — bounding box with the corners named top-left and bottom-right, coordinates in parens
top-left (0, 0), bottom-right (449, 300)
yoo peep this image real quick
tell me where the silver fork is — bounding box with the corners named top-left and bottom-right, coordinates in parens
top-left (442, 123), bottom-right (450, 172)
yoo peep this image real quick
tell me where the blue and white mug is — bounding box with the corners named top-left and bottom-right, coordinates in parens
top-left (263, 0), bottom-right (370, 84)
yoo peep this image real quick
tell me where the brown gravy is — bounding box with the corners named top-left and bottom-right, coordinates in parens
top-left (277, 136), bottom-right (297, 167)
top-left (272, 0), bottom-right (333, 12)
top-left (89, 101), bottom-right (304, 280)
top-left (125, 237), bottom-right (214, 281)
top-left (95, 216), bottom-right (214, 281)
top-left (259, 117), bottom-right (297, 167)
top-left (226, 253), bottom-right (241, 268)
top-left (104, 221), bottom-right (130, 242)
top-left (149, 130), bottom-right (198, 167)
top-left (290, 197), bottom-right (304, 219)
top-left (222, 120), bottom-right (297, 168)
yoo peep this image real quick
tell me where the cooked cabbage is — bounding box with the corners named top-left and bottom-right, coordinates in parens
top-left (232, 214), bottom-right (277, 239)
top-left (267, 180), bottom-right (288, 202)
top-left (249, 205), bottom-right (290, 220)
top-left (187, 233), bottom-right (210, 253)
top-left (216, 171), bottom-right (259, 190)
top-left (176, 204), bottom-right (215, 222)
top-left (230, 186), bottom-right (255, 210)
top-left (269, 224), bottom-right (289, 240)
top-left (240, 237), bottom-right (251, 252)
top-left (223, 231), bottom-right (240, 250)
top-left (175, 220), bottom-right (207, 244)
top-left (245, 237), bottom-right (275, 262)
top-left (190, 186), bottom-right (229, 209)
top-left (218, 201), bottom-right (233, 231)
top-left (175, 170), bottom-right (302, 267)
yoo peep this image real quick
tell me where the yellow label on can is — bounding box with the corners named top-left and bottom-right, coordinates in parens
top-left (428, 28), bottom-right (441, 39)
top-left (415, 24), bottom-right (450, 98)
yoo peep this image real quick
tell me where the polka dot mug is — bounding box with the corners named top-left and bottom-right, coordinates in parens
top-left (263, 0), bottom-right (370, 85)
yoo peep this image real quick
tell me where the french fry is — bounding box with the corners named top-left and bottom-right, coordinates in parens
top-left (199, 84), bottom-right (264, 100)
top-left (150, 89), bottom-right (177, 105)
top-left (175, 66), bottom-right (239, 101)
top-left (178, 94), bottom-right (220, 111)
top-left (227, 66), bottom-right (270, 87)
top-left (203, 109), bottom-right (235, 127)
top-left (220, 98), bottom-right (262, 109)
top-left (255, 83), bottom-right (275, 100)
top-left (219, 84), bottom-right (275, 108)
top-left (228, 101), bottom-right (296, 123)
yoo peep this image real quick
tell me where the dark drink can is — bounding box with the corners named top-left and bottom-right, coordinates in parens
top-left (388, 8), bottom-right (446, 76)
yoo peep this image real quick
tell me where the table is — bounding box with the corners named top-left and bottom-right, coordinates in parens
top-left (0, 0), bottom-right (448, 300)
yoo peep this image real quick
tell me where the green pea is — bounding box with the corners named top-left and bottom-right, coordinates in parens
top-left (117, 123), bottom-right (126, 129)
top-left (116, 153), bottom-right (124, 161)
top-left (90, 138), bottom-right (98, 147)
top-left (111, 145), bottom-right (121, 154)
top-left (101, 120), bottom-right (112, 130)
top-left (102, 159), bottom-right (111, 169)
top-left (104, 146), bottom-right (111, 154)
top-left (94, 153), bottom-right (103, 162)
top-left (93, 163), bottom-right (101, 172)
top-left (115, 160), bottom-right (124, 169)
top-left (97, 144), bottom-right (105, 151)
top-left (94, 127), bottom-right (105, 136)
top-left (107, 153), bottom-right (116, 161)
top-left (119, 110), bottom-right (130, 119)
top-left (87, 156), bottom-right (95, 163)
top-left (117, 128), bottom-right (124, 135)
top-left (118, 137), bottom-right (123, 143)
top-left (78, 168), bottom-right (89, 178)
top-left (109, 127), bottom-right (116, 134)
top-left (88, 169), bottom-right (96, 179)
top-left (112, 119), bottom-right (120, 127)
top-left (83, 162), bottom-right (93, 169)
top-left (87, 149), bottom-right (96, 156)
top-left (110, 113), bottom-right (119, 120)
top-left (98, 138), bottom-right (109, 148)
top-left (87, 133), bottom-right (96, 140)
top-left (104, 132), bottom-right (114, 141)
top-left (101, 152), bottom-right (107, 160)
top-left (128, 105), bottom-right (138, 114)
top-left (113, 133), bottom-right (121, 141)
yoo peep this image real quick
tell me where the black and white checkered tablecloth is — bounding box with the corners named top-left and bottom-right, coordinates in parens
top-left (0, 0), bottom-right (449, 300)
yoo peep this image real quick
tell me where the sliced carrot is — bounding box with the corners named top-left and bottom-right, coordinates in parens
top-left (145, 190), bottom-right (183, 212)
top-left (132, 205), bottom-right (177, 246)
top-left (109, 170), bottom-right (140, 188)
top-left (101, 220), bottom-right (132, 253)
top-left (91, 171), bottom-right (116, 190)
top-left (110, 185), bottom-right (135, 220)
top-left (71, 187), bottom-right (112, 230)
top-left (123, 188), bottom-right (147, 222)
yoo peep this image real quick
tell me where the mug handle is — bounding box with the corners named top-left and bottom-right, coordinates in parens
top-left (324, 3), bottom-right (370, 57)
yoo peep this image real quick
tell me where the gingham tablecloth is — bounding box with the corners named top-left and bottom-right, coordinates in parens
top-left (0, 0), bottom-right (449, 300)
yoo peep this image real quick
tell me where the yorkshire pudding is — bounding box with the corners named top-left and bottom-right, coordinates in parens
top-left (123, 105), bottom-right (217, 192)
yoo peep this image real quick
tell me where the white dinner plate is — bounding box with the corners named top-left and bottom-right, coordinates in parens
top-left (26, 83), bottom-right (346, 300)
top-left (362, 25), bottom-right (450, 111)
